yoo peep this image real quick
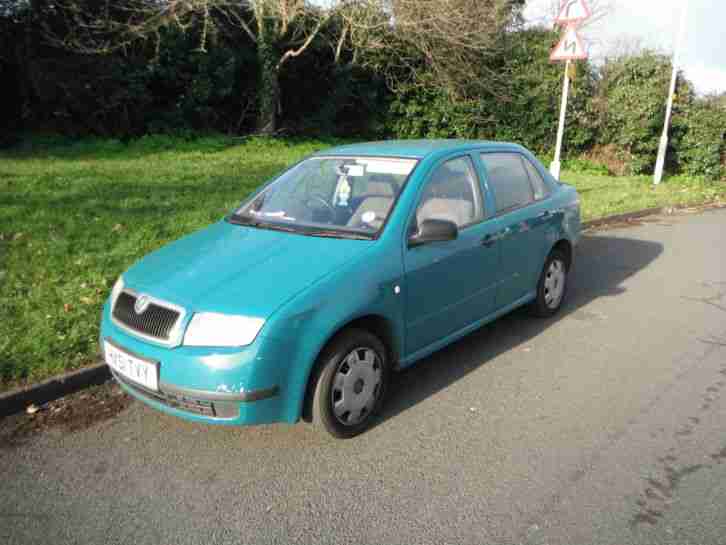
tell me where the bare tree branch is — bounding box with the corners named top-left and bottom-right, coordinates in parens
top-left (277, 15), bottom-right (329, 69)
top-left (44, 0), bottom-right (529, 127)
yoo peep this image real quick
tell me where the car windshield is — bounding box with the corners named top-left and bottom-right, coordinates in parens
top-left (231, 156), bottom-right (418, 238)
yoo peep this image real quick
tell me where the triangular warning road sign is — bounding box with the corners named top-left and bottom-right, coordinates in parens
top-left (550, 26), bottom-right (588, 62)
top-left (555, 0), bottom-right (592, 25)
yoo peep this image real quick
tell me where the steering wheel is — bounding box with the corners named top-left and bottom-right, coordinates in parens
top-left (304, 196), bottom-right (336, 220)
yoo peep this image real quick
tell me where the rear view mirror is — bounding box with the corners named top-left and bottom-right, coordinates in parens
top-left (408, 219), bottom-right (458, 247)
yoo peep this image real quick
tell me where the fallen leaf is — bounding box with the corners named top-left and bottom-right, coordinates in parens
top-left (64, 303), bottom-right (72, 312)
top-left (112, 224), bottom-right (123, 232)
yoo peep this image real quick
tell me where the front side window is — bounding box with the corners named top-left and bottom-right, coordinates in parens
top-left (480, 153), bottom-right (534, 214)
top-left (232, 156), bottom-right (418, 238)
top-left (415, 156), bottom-right (483, 229)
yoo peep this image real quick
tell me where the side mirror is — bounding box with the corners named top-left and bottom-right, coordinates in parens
top-left (408, 219), bottom-right (458, 247)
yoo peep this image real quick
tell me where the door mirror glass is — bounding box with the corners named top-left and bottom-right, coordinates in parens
top-left (408, 219), bottom-right (458, 247)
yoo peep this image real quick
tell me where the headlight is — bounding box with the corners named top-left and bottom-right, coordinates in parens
top-left (110, 275), bottom-right (124, 305)
top-left (183, 313), bottom-right (265, 347)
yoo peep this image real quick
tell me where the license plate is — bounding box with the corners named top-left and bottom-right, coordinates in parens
top-left (104, 340), bottom-right (159, 391)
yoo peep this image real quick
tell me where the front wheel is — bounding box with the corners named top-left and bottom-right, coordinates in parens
top-left (311, 329), bottom-right (390, 439)
top-left (531, 250), bottom-right (569, 318)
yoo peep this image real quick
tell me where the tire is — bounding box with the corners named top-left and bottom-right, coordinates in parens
top-left (311, 329), bottom-right (390, 439)
top-left (531, 249), bottom-right (569, 318)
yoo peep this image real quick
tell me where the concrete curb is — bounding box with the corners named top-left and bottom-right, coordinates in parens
top-left (2, 201), bottom-right (724, 418)
top-left (582, 206), bottom-right (665, 230)
top-left (0, 362), bottom-right (110, 417)
top-left (582, 201), bottom-right (726, 230)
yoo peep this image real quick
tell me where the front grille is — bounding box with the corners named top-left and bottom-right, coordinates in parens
top-left (113, 371), bottom-right (238, 419)
top-left (112, 291), bottom-right (180, 341)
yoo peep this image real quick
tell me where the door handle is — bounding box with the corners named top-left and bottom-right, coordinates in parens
top-left (481, 234), bottom-right (497, 248)
top-left (481, 227), bottom-right (511, 247)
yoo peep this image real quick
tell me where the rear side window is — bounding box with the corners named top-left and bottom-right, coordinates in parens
top-left (522, 158), bottom-right (550, 201)
top-left (480, 153), bottom-right (534, 214)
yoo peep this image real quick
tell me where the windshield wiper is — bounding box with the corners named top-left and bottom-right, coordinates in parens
top-left (303, 229), bottom-right (373, 240)
top-left (228, 215), bottom-right (300, 234)
top-left (227, 214), bottom-right (258, 226)
top-left (229, 215), bottom-right (372, 239)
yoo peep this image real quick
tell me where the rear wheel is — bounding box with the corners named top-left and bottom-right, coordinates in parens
top-left (312, 329), bottom-right (390, 438)
top-left (532, 250), bottom-right (569, 317)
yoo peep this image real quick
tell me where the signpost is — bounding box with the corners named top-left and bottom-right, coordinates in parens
top-left (549, 0), bottom-right (591, 180)
top-left (653, 3), bottom-right (689, 185)
top-left (555, 0), bottom-right (592, 26)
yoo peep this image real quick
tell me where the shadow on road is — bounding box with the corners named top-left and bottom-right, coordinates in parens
top-left (377, 234), bottom-right (664, 428)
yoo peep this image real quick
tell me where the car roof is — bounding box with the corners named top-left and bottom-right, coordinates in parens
top-left (315, 139), bottom-right (526, 160)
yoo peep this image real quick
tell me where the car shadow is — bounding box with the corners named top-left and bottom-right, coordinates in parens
top-left (375, 233), bottom-right (664, 428)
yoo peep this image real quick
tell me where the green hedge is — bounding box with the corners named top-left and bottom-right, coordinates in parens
top-left (1, 3), bottom-right (724, 180)
top-left (385, 28), bottom-right (597, 157)
top-left (591, 52), bottom-right (692, 176)
top-left (0, 3), bottom-right (384, 139)
top-left (679, 101), bottom-right (726, 180)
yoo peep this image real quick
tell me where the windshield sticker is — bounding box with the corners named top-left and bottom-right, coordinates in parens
top-left (356, 159), bottom-right (416, 176)
top-left (337, 164), bottom-right (365, 177)
top-left (361, 211), bottom-right (377, 224)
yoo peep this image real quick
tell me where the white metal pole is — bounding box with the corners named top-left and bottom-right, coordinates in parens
top-left (654, 3), bottom-right (689, 185)
top-left (550, 59), bottom-right (571, 180)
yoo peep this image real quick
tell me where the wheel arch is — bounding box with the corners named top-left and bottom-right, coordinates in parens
top-left (551, 238), bottom-right (573, 270)
top-left (300, 314), bottom-right (398, 422)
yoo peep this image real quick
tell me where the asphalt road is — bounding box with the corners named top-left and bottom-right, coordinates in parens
top-left (2, 209), bottom-right (726, 545)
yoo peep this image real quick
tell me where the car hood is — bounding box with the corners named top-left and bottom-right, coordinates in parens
top-left (123, 221), bottom-right (373, 318)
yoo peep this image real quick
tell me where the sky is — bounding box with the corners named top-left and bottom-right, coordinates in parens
top-left (523, 0), bottom-right (726, 95)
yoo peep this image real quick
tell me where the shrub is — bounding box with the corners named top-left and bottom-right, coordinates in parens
top-left (564, 157), bottom-right (611, 176)
top-left (678, 101), bottom-right (725, 180)
top-left (385, 27), bottom-right (598, 156)
top-left (592, 51), bottom-right (692, 175)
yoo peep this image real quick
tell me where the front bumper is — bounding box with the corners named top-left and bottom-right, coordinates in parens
top-left (111, 368), bottom-right (281, 424)
top-left (100, 303), bottom-right (292, 426)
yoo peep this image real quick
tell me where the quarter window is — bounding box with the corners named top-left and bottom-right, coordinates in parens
top-left (522, 158), bottom-right (550, 201)
top-left (415, 156), bottom-right (483, 229)
top-left (480, 153), bottom-right (534, 214)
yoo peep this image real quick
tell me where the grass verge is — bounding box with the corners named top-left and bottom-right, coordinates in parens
top-left (1, 135), bottom-right (725, 389)
top-left (566, 171), bottom-right (726, 221)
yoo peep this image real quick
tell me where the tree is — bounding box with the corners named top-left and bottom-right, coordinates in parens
top-left (45, 0), bottom-right (525, 134)
top-left (340, 0), bottom-right (525, 98)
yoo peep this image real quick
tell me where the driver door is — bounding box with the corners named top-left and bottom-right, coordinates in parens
top-left (403, 155), bottom-right (501, 358)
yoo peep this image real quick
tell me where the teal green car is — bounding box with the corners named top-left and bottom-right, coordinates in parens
top-left (101, 140), bottom-right (581, 438)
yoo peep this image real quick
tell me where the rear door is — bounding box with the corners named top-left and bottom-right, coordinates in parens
top-left (403, 154), bottom-right (501, 357)
top-left (479, 152), bottom-right (553, 309)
